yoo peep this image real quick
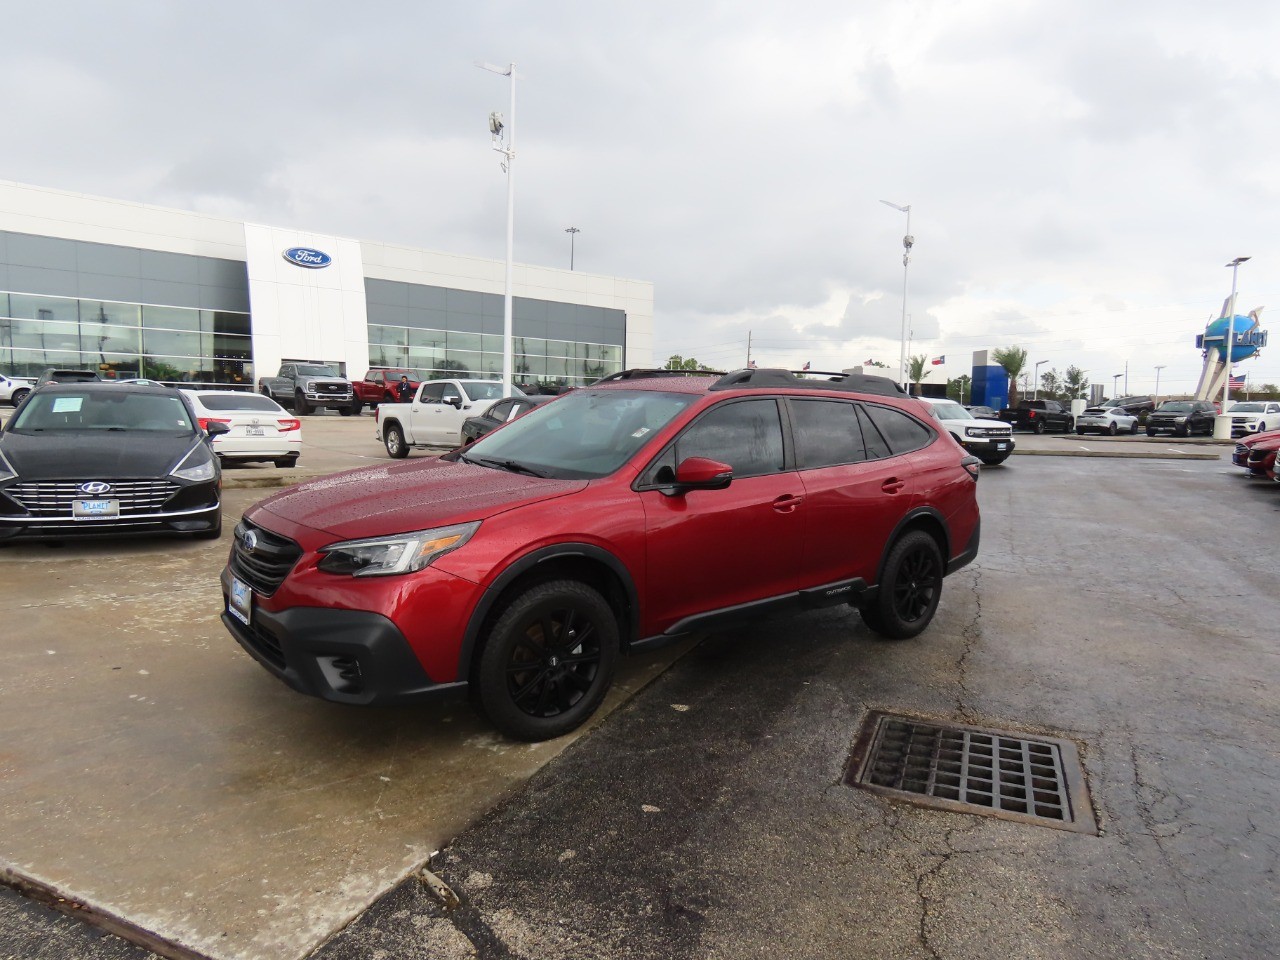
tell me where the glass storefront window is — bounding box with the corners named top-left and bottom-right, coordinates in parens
top-left (447, 331), bottom-right (482, 352)
top-left (142, 305), bottom-right (201, 332)
top-left (8, 293), bottom-right (80, 322)
top-left (369, 324), bottom-right (408, 347)
top-left (81, 300), bottom-right (140, 327)
top-left (203, 311), bottom-right (251, 338)
top-left (372, 344), bottom-right (410, 366)
top-left (545, 339), bottom-right (572, 359)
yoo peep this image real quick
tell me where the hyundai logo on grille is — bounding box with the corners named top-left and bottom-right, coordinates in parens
top-left (241, 530), bottom-right (259, 553)
top-left (282, 247), bottom-right (333, 269)
top-left (79, 481), bottom-right (112, 496)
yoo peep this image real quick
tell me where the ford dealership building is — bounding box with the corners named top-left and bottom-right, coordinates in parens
top-left (0, 180), bottom-right (653, 391)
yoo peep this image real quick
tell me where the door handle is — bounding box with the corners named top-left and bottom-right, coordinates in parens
top-left (881, 478), bottom-right (906, 494)
top-left (772, 494), bottom-right (803, 513)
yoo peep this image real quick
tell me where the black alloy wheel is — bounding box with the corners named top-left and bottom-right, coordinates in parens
top-left (1033, 420), bottom-right (1046, 434)
top-left (384, 424), bottom-right (409, 459)
top-left (1108, 422), bottom-right (1118, 436)
top-left (476, 580), bottom-right (619, 741)
top-left (1130, 421), bottom-right (1139, 434)
top-left (1063, 418), bottom-right (1074, 433)
top-left (860, 530), bottom-right (944, 640)
top-left (11, 388), bottom-right (29, 406)
top-left (1146, 427), bottom-right (1157, 437)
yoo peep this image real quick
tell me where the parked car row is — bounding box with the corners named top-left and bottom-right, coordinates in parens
top-left (1233, 429), bottom-right (1280, 480)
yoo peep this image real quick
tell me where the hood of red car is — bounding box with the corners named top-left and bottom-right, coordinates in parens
top-left (251, 457), bottom-right (587, 541)
top-left (1241, 429), bottom-right (1280, 448)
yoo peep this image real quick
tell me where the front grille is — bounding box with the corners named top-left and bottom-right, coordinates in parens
top-left (229, 518), bottom-right (302, 596)
top-left (7, 480), bottom-right (178, 517)
top-left (845, 712), bottom-right (1096, 834)
top-left (237, 617), bottom-right (286, 670)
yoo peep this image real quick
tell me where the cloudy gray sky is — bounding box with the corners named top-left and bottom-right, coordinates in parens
top-left (6, 0), bottom-right (1279, 395)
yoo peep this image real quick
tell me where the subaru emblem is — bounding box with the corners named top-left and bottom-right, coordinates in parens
top-left (79, 481), bottom-right (112, 496)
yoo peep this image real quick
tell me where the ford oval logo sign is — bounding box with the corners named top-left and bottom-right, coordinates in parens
top-left (282, 247), bottom-right (333, 269)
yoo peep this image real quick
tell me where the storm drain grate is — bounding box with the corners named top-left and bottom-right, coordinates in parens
top-left (845, 711), bottom-right (1096, 834)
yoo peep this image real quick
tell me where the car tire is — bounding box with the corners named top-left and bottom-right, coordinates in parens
top-left (1075, 427), bottom-right (1085, 435)
top-left (274, 457), bottom-right (297, 469)
top-left (859, 530), bottom-right (944, 640)
top-left (475, 579), bottom-right (619, 741)
top-left (10, 388), bottom-right (29, 406)
top-left (1130, 421), bottom-right (1139, 434)
top-left (979, 454), bottom-right (1009, 466)
top-left (1062, 418), bottom-right (1074, 433)
top-left (1033, 420), bottom-right (1046, 434)
top-left (294, 392), bottom-right (311, 416)
top-left (1175, 426), bottom-right (1188, 438)
top-left (384, 424), bottom-right (409, 459)
top-left (1146, 428), bottom-right (1157, 437)
top-left (1108, 422), bottom-right (1118, 436)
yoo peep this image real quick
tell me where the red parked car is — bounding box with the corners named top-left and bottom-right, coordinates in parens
top-left (1233, 429), bottom-right (1280, 478)
top-left (220, 369), bottom-right (982, 740)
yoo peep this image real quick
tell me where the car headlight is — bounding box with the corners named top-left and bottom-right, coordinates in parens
top-left (1175, 416), bottom-right (1188, 422)
top-left (318, 521), bottom-right (480, 577)
top-left (171, 446), bottom-right (217, 482)
top-left (303, 379), bottom-right (316, 391)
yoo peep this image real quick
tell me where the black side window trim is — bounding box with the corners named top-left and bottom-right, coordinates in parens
top-left (860, 401), bottom-right (938, 457)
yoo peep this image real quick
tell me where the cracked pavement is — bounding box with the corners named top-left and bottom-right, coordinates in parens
top-left (307, 455), bottom-right (1280, 959)
top-left (6, 453), bottom-right (1279, 959)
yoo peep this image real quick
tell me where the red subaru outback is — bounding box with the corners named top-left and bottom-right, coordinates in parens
top-left (220, 369), bottom-right (981, 740)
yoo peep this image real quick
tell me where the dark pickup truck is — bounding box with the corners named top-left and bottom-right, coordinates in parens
top-left (999, 399), bottom-right (1075, 433)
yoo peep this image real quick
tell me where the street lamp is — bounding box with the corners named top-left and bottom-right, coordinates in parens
top-left (1154, 364), bottom-right (1166, 400)
top-left (565, 227), bottom-right (580, 271)
top-left (1112, 373), bottom-right (1122, 399)
top-left (1033, 360), bottom-right (1048, 400)
top-left (879, 200), bottom-right (913, 392)
top-left (477, 60), bottom-right (517, 397)
top-left (1215, 256), bottom-right (1252, 438)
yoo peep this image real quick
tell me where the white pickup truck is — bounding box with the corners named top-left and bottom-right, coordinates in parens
top-left (374, 378), bottom-right (523, 457)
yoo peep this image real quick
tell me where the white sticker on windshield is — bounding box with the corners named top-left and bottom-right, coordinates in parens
top-left (52, 398), bottom-right (83, 413)
top-left (631, 426), bottom-right (650, 438)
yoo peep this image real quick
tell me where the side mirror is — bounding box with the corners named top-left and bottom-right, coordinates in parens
top-left (444, 396), bottom-right (462, 408)
top-left (672, 456), bottom-right (733, 491)
top-left (206, 421), bottom-right (231, 437)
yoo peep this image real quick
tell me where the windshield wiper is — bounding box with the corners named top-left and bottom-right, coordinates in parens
top-left (466, 455), bottom-right (548, 478)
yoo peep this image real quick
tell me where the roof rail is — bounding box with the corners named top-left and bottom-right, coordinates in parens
top-left (709, 368), bottom-right (906, 397)
top-left (590, 368), bottom-right (725, 383)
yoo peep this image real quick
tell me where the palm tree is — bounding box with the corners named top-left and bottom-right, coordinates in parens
top-left (992, 346), bottom-right (1028, 407)
top-left (906, 354), bottom-right (932, 395)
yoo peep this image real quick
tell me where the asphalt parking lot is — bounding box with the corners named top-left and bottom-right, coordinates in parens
top-left (5, 414), bottom-right (1278, 959)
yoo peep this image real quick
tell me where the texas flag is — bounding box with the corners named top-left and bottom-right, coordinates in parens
top-left (802, 361), bottom-right (811, 371)
top-left (931, 355), bottom-right (946, 365)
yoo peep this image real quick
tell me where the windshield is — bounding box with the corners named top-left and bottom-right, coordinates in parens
top-left (1158, 402), bottom-right (1192, 413)
top-left (930, 401), bottom-right (972, 420)
top-left (462, 389), bottom-right (697, 479)
top-left (296, 365), bottom-right (337, 377)
top-left (10, 391), bottom-right (195, 433)
top-left (460, 381), bottom-right (527, 401)
top-left (1231, 402), bottom-right (1265, 412)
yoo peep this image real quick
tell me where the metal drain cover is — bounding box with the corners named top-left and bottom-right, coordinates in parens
top-left (845, 711), bottom-right (1096, 835)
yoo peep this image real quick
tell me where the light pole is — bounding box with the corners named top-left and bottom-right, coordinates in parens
top-left (565, 227), bottom-right (580, 270)
top-left (1215, 256), bottom-right (1251, 438)
top-left (1112, 373), bottom-right (1122, 399)
top-left (879, 200), bottom-right (913, 391)
top-left (1154, 364), bottom-right (1166, 400)
top-left (478, 60), bottom-right (517, 397)
top-left (1033, 359), bottom-right (1048, 400)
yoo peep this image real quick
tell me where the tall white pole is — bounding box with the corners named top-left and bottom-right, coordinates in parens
top-left (1215, 257), bottom-right (1250, 438)
top-left (880, 200), bottom-right (912, 392)
top-left (479, 61), bottom-right (517, 398)
top-left (1154, 364), bottom-right (1165, 399)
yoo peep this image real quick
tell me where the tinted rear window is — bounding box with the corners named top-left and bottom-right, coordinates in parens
top-left (195, 393), bottom-right (281, 412)
top-left (862, 404), bottom-right (933, 455)
top-left (789, 399), bottom-right (868, 467)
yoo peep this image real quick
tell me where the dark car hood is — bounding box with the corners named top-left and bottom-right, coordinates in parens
top-left (0, 430), bottom-right (199, 479)
top-left (252, 457), bottom-right (588, 541)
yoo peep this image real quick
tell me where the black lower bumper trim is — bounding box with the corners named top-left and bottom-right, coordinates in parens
top-left (220, 599), bottom-right (465, 705)
top-left (946, 518), bottom-right (981, 575)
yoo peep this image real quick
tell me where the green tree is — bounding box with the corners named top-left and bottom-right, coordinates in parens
top-left (664, 354), bottom-right (702, 371)
top-left (1062, 365), bottom-right (1090, 401)
top-left (1039, 368), bottom-right (1063, 401)
top-left (906, 354), bottom-right (932, 395)
top-left (992, 346), bottom-right (1028, 406)
top-left (947, 374), bottom-right (972, 403)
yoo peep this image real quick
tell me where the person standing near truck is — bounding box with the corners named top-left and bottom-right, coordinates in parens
top-left (396, 375), bottom-right (414, 402)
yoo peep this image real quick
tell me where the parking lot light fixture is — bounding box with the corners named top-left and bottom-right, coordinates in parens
top-left (477, 60), bottom-right (517, 398)
top-left (1154, 364), bottom-right (1166, 400)
top-left (1215, 256), bottom-right (1251, 439)
top-left (1112, 374), bottom-right (1122, 399)
top-left (1033, 360), bottom-right (1048, 400)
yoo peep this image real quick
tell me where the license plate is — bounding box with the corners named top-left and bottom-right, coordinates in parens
top-left (246, 426), bottom-right (264, 436)
top-left (228, 575), bottom-right (253, 626)
top-left (995, 443), bottom-right (1007, 450)
top-left (73, 499), bottom-right (120, 519)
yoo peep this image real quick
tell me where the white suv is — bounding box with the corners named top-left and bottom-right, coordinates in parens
top-left (0, 374), bottom-right (35, 407)
top-left (917, 397), bottom-right (1015, 465)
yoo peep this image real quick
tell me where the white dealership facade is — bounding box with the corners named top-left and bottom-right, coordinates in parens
top-left (0, 180), bottom-right (653, 389)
